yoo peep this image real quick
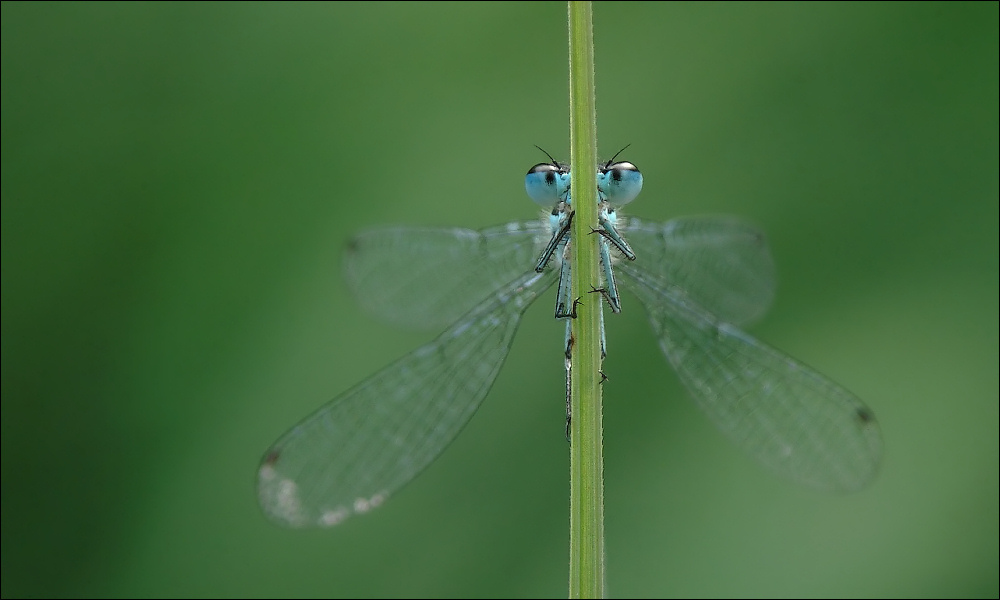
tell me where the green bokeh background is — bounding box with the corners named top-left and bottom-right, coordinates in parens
top-left (3, 2), bottom-right (997, 597)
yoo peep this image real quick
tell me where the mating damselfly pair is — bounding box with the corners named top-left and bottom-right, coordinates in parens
top-left (257, 152), bottom-right (882, 528)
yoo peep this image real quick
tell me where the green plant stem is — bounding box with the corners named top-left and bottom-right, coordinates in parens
top-left (567, 2), bottom-right (604, 598)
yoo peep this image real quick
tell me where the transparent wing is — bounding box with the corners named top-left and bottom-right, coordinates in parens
top-left (621, 216), bottom-right (776, 326)
top-left (617, 264), bottom-right (882, 492)
top-left (344, 221), bottom-right (549, 330)
top-left (257, 270), bottom-right (556, 527)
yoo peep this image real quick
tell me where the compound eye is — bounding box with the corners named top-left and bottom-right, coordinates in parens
top-left (525, 162), bottom-right (570, 206)
top-left (599, 161), bottom-right (642, 206)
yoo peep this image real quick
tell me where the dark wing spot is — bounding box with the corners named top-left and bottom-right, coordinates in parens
top-left (855, 407), bottom-right (876, 425)
top-left (263, 449), bottom-right (281, 466)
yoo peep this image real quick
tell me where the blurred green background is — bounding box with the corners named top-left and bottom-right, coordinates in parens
top-left (2, 2), bottom-right (997, 597)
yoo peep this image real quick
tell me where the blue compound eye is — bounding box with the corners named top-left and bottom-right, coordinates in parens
top-left (525, 162), bottom-right (570, 207)
top-left (599, 161), bottom-right (642, 206)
